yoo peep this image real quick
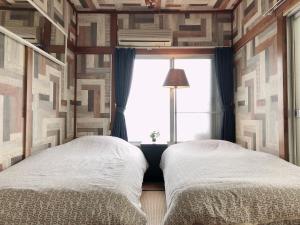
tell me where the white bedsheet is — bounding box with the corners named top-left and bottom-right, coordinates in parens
top-left (160, 140), bottom-right (300, 225)
top-left (0, 136), bottom-right (148, 225)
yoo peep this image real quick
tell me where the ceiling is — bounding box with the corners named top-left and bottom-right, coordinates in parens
top-left (69, 0), bottom-right (240, 11)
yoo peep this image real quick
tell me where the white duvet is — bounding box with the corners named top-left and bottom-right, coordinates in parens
top-left (0, 136), bottom-right (148, 225)
top-left (160, 140), bottom-right (300, 225)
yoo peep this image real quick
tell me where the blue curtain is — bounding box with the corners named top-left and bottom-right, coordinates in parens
top-left (111, 48), bottom-right (136, 141)
top-left (214, 48), bottom-right (236, 142)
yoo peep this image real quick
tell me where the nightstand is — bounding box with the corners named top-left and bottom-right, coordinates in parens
top-left (141, 144), bottom-right (168, 183)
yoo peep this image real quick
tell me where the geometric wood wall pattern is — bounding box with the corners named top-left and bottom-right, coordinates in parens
top-left (118, 13), bottom-right (232, 47)
top-left (0, 1), bottom-right (76, 171)
top-left (77, 14), bottom-right (111, 47)
top-left (67, 3), bottom-right (77, 45)
top-left (28, 0), bottom-right (76, 43)
top-left (0, 10), bottom-right (41, 44)
top-left (234, 22), bottom-right (279, 156)
top-left (67, 49), bottom-right (75, 138)
top-left (30, 50), bottom-right (74, 153)
top-left (31, 0), bottom-right (65, 28)
top-left (0, 33), bottom-right (25, 171)
top-left (76, 54), bottom-right (111, 137)
top-left (233, 0), bottom-right (277, 44)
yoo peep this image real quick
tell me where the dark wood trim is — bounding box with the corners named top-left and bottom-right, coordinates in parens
top-left (110, 13), bottom-right (118, 47)
top-left (66, 0), bottom-right (77, 12)
top-left (74, 53), bottom-right (77, 139)
top-left (76, 9), bottom-right (232, 14)
top-left (75, 47), bottom-right (215, 55)
top-left (0, 6), bottom-right (37, 11)
top-left (67, 39), bottom-right (76, 52)
top-left (23, 47), bottom-right (28, 158)
top-left (48, 45), bottom-right (65, 53)
top-left (277, 13), bottom-right (289, 160)
top-left (136, 48), bottom-right (214, 55)
top-left (76, 46), bottom-right (113, 54)
top-left (74, 10), bottom-right (78, 139)
top-left (76, 10), bottom-right (78, 47)
top-left (233, 15), bottom-right (277, 52)
top-left (231, 9), bottom-right (234, 46)
top-left (232, 0), bottom-right (242, 11)
top-left (41, 19), bottom-right (52, 53)
top-left (110, 13), bottom-right (117, 131)
top-left (24, 47), bottom-right (33, 157)
top-left (274, 0), bottom-right (300, 16)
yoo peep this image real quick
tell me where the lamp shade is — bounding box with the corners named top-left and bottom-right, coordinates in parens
top-left (163, 69), bottom-right (189, 88)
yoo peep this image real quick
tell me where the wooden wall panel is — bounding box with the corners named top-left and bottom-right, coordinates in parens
top-left (66, 2), bottom-right (77, 45)
top-left (77, 14), bottom-right (111, 47)
top-left (76, 54), bottom-right (111, 137)
top-left (67, 49), bottom-right (75, 139)
top-left (233, 0), bottom-right (277, 44)
top-left (0, 10), bottom-right (41, 44)
top-left (0, 1), bottom-right (76, 171)
top-left (31, 0), bottom-right (65, 29)
top-left (234, 22), bottom-right (280, 155)
top-left (30, 51), bottom-right (74, 153)
top-left (233, 0), bottom-right (299, 158)
top-left (0, 33), bottom-right (25, 171)
top-left (118, 13), bottom-right (232, 47)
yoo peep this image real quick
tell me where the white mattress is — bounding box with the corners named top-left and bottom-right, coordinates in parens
top-left (160, 140), bottom-right (300, 225)
top-left (0, 136), bottom-right (148, 225)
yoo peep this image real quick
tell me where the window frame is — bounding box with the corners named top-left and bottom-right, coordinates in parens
top-left (126, 53), bottom-right (216, 144)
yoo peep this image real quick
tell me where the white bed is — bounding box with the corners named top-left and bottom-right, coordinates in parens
top-left (0, 136), bottom-right (148, 225)
top-left (160, 140), bottom-right (300, 225)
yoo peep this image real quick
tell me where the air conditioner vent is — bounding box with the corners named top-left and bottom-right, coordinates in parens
top-left (118, 29), bottom-right (173, 47)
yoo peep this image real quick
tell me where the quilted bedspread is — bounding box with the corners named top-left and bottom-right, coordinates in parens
top-left (160, 140), bottom-right (300, 225)
top-left (0, 136), bottom-right (148, 225)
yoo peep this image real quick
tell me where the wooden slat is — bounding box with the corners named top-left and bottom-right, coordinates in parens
top-left (66, 0), bottom-right (77, 12)
top-left (136, 48), bottom-right (214, 55)
top-left (76, 46), bottom-right (113, 54)
top-left (233, 15), bottom-right (277, 52)
top-left (110, 13), bottom-right (117, 131)
top-left (74, 11), bottom-right (78, 139)
top-left (76, 9), bottom-right (232, 14)
top-left (277, 13), bottom-right (289, 160)
top-left (67, 39), bottom-right (76, 52)
top-left (48, 45), bottom-right (65, 53)
top-left (232, 0), bottom-right (243, 11)
top-left (24, 47), bottom-right (33, 157)
top-left (41, 19), bottom-right (52, 53)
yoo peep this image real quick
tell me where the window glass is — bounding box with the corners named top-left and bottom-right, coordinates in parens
top-left (126, 57), bottom-right (219, 143)
top-left (125, 59), bottom-right (170, 143)
top-left (174, 58), bottom-right (214, 141)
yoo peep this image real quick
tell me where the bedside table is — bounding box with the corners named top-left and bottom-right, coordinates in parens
top-left (141, 144), bottom-right (168, 183)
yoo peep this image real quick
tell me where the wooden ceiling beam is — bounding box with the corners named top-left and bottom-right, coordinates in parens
top-left (67, 0), bottom-right (238, 13)
top-left (75, 9), bottom-right (232, 14)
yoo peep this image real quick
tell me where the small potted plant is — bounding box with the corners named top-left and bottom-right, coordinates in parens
top-left (150, 131), bottom-right (160, 143)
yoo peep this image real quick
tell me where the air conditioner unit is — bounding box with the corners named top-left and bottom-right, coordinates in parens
top-left (118, 29), bottom-right (173, 47)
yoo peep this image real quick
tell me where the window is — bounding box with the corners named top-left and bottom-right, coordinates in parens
top-left (125, 56), bottom-right (221, 143)
top-left (125, 59), bottom-right (170, 143)
top-left (174, 59), bottom-right (213, 141)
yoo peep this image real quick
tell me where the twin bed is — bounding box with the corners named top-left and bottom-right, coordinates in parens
top-left (0, 136), bottom-right (300, 225)
top-left (0, 136), bottom-right (147, 225)
top-left (161, 140), bottom-right (300, 225)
